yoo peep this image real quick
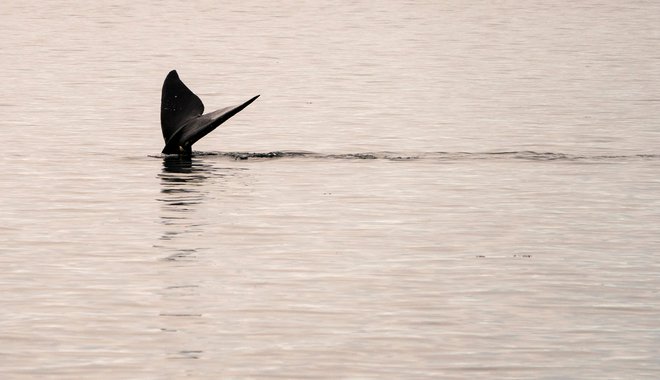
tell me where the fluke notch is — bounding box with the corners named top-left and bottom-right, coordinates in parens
top-left (160, 70), bottom-right (259, 154)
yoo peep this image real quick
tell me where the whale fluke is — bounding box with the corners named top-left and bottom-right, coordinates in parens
top-left (160, 70), bottom-right (259, 154)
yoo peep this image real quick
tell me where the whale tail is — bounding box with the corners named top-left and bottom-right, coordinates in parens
top-left (160, 70), bottom-right (259, 154)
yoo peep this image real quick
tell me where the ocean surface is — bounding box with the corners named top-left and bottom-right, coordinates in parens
top-left (2, 1), bottom-right (660, 378)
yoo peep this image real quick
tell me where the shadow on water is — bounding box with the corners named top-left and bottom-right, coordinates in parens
top-left (157, 156), bottom-right (205, 262)
top-left (155, 155), bottom-right (240, 262)
top-left (155, 156), bottom-right (247, 360)
top-left (159, 155), bottom-right (210, 211)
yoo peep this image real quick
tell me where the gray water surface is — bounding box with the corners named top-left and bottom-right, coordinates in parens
top-left (2, 1), bottom-right (660, 378)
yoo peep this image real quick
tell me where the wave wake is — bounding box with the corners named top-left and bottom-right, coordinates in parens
top-left (189, 150), bottom-right (660, 162)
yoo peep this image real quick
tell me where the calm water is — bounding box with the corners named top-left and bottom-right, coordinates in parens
top-left (2, 1), bottom-right (660, 378)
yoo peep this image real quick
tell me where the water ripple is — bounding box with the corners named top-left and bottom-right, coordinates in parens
top-left (159, 150), bottom-right (660, 162)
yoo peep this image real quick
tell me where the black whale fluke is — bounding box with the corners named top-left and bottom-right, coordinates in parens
top-left (160, 70), bottom-right (259, 154)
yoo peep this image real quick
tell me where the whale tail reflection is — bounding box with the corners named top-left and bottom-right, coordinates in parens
top-left (160, 70), bottom-right (259, 155)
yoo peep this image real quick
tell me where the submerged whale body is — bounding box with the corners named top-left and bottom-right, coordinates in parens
top-left (160, 70), bottom-right (259, 154)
